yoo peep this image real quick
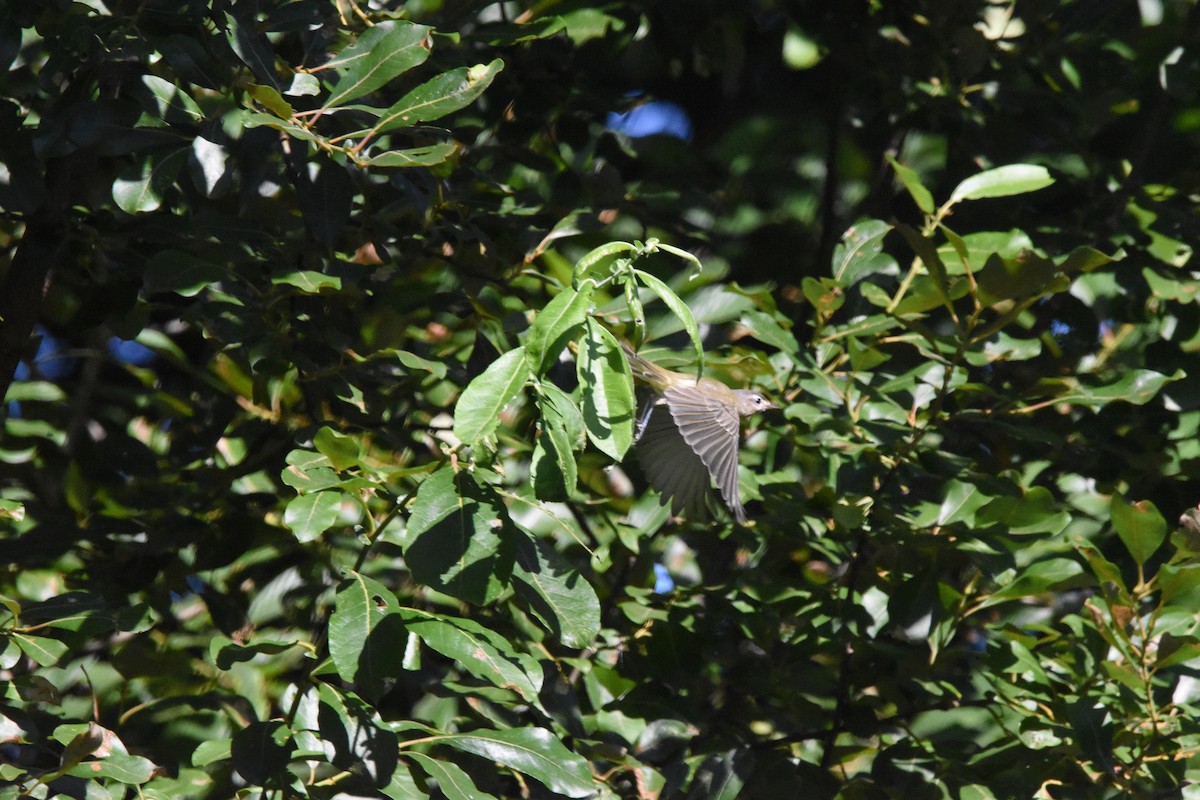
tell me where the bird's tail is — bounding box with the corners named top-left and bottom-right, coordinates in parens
top-left (619, 340), bottom-right (668, 387)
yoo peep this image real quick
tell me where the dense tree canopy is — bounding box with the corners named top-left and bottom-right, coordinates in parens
top-left (4, 1), bottom-right (1200, 798)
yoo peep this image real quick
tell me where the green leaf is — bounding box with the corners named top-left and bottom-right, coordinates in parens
top-left (887, 156), bottom-right (935, 214)
top-left (948, 164), bottom-right (1054, 204)
top-left (536, 382), bottom-right (584, 447)
top-left (633, 268), bottom-right (704, 372)
top-left (895, 224), bottom-right (952, 311)
top-left (1077, 543), bottom-right (1128, 596)
top-left (374, 59), bottom-right (504, 132)
top-left (408, 752), bottom-right (498, 800)
top-left (800, 278), bottom-right (845, 317)
top-left (322, 21), bottom-right (433, 108)
top-left (283, 491), bottom-right (343, 542)
top-left (246, 83), bottom-right (294, 118)
top-left (314, 427), bottom-right (363, 471)
top-left (1111, 495), bottom-right (1167, 567)
top-left (113, 148), bottom-right (187, 213)
top-left (66, 753), bottom-right (157, 783)
top-left (396, 350), bottom-right (448, 378)
top-left (328, 573), bottom-right (406, 701)
top-left (1154, 635), bottom-right (1200, 670)
top-left (143, 249), bottom-right (225, 297)
top-left (439, 727), bottom-right (596, 798)
top-left (741, 309), bottom-right (801, 354)
top-left (212, 638), bottom-right (302, 670)
top-left (577, 319), bottom-right (635, 460)
top-left (934, 480), bottom-right (992, 526)
top-left (981, 558), bottom-right (1086, 607)
top-left (832, 220), bottom-right (896, 286)
top-left (271, 270), bottom-right (342, 293)
top-left (398, 607), bottom-right (541, 703)
top-left (1143, 266), bottom-right (1200, 303)
top-left (453, 346), bottom-right (528, 445)
top-left (1058, 245), bottom-right (1121, 275)
top-left (192, 739), bottom-right (231, 767)
top-left (12, 633), bottom-right (68, 667)
top-left (976, 487), bottom-right (1070, 535)
top-left (974, 250), bottom-right (1057, 305)
top-left (281, 451), bottom-right (343, 492)
top-left (403, 467), bottom-right (516, 604)
top-left (1043, 369), bottom-right (1182, 408)
top-left (1157, 563), bottom-right (1200, 604)
top-left (512, 532), bottom-right (601, 648)
top-left (139, 74), bottom-right (204, 123)
top-left (230, 720), bottom-right (293, 786)
top-left (364, 142), bottom-right (460, 168)
top-left (531, 393), bottom-right (578, 502)
top-left (572, 241), bottom-right (636, 287)
top-left (316, 683), bottom-right (398, 785)
top-left (526, 284), bottom-right (593, 376)
top-left (241, 112), bottom-right (322, 142)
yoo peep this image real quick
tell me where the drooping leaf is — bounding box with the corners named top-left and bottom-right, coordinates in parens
top-left (577, 319), bottom-right (635, 460)
top-left (316, 683), bottom-right (398, 784)
top-left (887, 156), bottom-right (934, 214)
top-left (633, 268), bottom-right (704, 373)
top-left (1039, 369), bottom-right (1182, 409)
top-left (531, 393), bottom-right (578, 501)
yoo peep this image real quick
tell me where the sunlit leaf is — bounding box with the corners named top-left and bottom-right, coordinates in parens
top-left (453, 346), bottom-right (528, 445)
top-left (283, 491), bottom-right (343, 542)
top-left (512, 532), bottom-right (601, 648)
top-left (399, 607), bottom-right (541, 702)
top-left (1111, 495), bottom-right (1166, 567)
top-left (322, 21), bottom-right (433, 108)
top-left (526, 284), bottom-right (593, 376)
top-left (948, 164), bottom-right (1054, 205)
top-left (439, 727), bottom-right (596, 797)
top-left (887, 156), bottom-right (934, 214)
top-left (374, 60), bottom-right (504, 132)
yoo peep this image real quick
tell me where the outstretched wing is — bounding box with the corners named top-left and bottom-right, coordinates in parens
top-left (662, 385), bottom-right (746, 523)
top-left (635, 401), bottom-right (711, 520)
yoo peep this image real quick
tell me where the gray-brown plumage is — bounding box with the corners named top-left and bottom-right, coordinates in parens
top-left (621, 341), bottom-right (775, 523)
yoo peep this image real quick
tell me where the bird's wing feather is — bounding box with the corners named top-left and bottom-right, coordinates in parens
top-left (663, 385), bottom-right (746, 523)
top-left (635, 402), bottom-right (710, 519)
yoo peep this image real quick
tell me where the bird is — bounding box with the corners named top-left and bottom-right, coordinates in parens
top-left (620, 340), bottom-right (776, 523)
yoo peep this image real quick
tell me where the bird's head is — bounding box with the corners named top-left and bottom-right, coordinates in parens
top-left (733, 390), bottom-right (777, 417)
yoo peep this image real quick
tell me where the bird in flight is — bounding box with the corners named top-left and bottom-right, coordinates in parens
top-left (621, 341), bottom-right (775, 523)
